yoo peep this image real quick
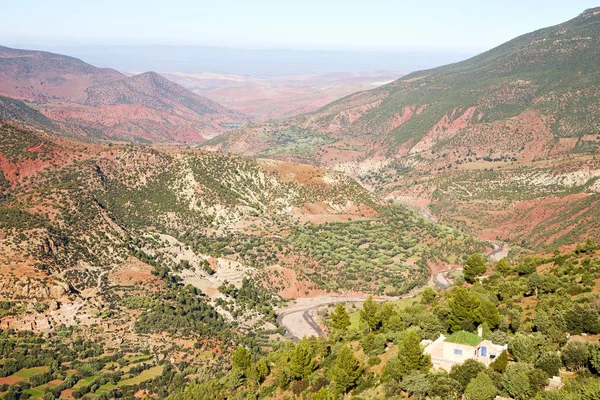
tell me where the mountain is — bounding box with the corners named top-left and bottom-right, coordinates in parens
top-left (0, 45), bottom-right (123, 103)
top-left (0, 120), bottom-right (484, 299)
top-left (0, 46), bottom-right (252, 142)
top-left (4, 9), bottom-right (600, 400)
top-left (209, 8), bottom-right (600, 249)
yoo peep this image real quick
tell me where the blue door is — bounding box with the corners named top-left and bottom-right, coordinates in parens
top-left (481, 346), bottom-right (487, 357)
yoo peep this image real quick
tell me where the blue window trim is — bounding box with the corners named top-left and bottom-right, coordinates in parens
top-left (454, 349), bottom-right (462, 355)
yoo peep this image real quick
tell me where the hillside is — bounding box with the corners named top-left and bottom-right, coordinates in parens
top-left (0, 120), bottom-right (488, 397)
top-left (0, 120), bottom-right (484, 299)
top-left (169, 242), bottom-right (600, 400)
top-left (0, 46), bottom-right (252, 142)
top-left (208, 8), bottom-right (600, 249)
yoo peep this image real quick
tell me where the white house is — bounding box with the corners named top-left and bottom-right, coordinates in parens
top-left (423, 327), bottom-right (507, 371)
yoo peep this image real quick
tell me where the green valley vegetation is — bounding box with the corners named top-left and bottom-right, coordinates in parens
top-left (160, 241), bottom-right (600, 399)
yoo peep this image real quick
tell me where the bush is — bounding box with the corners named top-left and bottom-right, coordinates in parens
top-left (368, 356), bottom-right (382, 367)
top-left (536, 352), bottom-right (562, 377)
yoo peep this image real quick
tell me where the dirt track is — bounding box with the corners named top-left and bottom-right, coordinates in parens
top-left (488, 242), bottom-right (510, 262)
top-left (276, 296), bottom-right (368, 341)
top-left (276, 295), bottom-right (403, 341)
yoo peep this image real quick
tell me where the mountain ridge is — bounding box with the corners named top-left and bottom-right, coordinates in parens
top-left (206, 8), bottom-right (600, 249)
top-left (0, 46), bottom-right (253, 142)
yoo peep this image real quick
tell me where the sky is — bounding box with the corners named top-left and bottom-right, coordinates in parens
top-left (2, 0), bottom-right (599, 52)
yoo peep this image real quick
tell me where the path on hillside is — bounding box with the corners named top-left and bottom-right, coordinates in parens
top-left (488, 242), bottom-right (510, 262)
top-left (276, 295), bottom-right (401, 341)
top-left (418, 206), bottom-right (510, 289)
top-left (431, 241), bottom-right (511, 290)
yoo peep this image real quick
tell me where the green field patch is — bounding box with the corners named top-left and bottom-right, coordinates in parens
top-left (94, 383), bottom-right (116, 395)
top-left (196, 351), bottom-right (214, 360)
top-left (117, 366), bottom-right (163, 387)
top-left (24, 380), bottom-right (62, 399)
top-left (24, 388), bottom-right (45, 398)
top-left (72, 376), bottom-right (95, 390)
top-left (349, 309), bottom-right (361, 330)
top-left (99, 362), bottom-right (120, 373)
top-left (125, 354), bottom-right (153, 364)
top-left (393, 295), bottom-right (422, 309)
top-left (13, 366), bottom-right (49, 379)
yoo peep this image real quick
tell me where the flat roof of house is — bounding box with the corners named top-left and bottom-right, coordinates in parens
top-left (444, 331), bottom-right (483, 346)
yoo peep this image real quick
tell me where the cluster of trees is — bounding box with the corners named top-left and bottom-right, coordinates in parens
top-left (136, 284), bottom-right (226, 337)
top-left (217, 278), bottom-right (279, 318)
top-left (167, 243), bottom-right (600, 399)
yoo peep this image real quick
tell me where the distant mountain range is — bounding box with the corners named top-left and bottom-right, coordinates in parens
top-left (0, 46), bottom-right (252, 142)
top-left (10, 45), bottom-right (472, 76)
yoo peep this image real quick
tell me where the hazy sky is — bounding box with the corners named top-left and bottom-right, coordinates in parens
top-left (2, 0), bottom-right (598, 52)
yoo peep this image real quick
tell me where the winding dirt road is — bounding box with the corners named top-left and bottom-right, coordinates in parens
top-left (276, 295), bottom-right (405, 341)
top-left (488, 242), bottom-right (510, 262)
top-left (276, 296), bottom-right (369, 341)
top-left (431, 241), bottom-right (511, 289)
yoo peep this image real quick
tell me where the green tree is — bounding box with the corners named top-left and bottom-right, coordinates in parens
top-left (535, 352), bottom-right (562, 377)
top-left (449, 359), bottom-right (486, 392)
top-left (476, 299), bottom-right (500, 329)
top-left (565, 304), bottom-right (600, 335)
top-left (418, 311), bottom-right (445, 340)
top-left (328, 304), bottom-right (351, 332)
top-left (463, 371), bottom-right (497, 400)
top-left (232, 346), bottom-right (252, 373)
top-left (503, 363), bottom-right (533, 400)
top-left (247, 358), bottom-right (270, 384)
top-left (494, 258), bottom-right (511, 275)
top-left (464, 253), bottom-right (487, 283)
top-left (360, 333), bottom-right (386, 356)
top-left (379, 302), bottom-right (398, 326)
top-left (591, 347), bottom-right (600, 374)
top-left (421, 286), bottom-right (437, 304)
top-left (383, 330), bottom-right (431, 383)
top-left (490, 350), bottom-right (508, 373)
top-left (427, 371), bottom-right (461, 400)
top-left (447, 287), bottom-right (480, 332)
top-left (360, 296), bottom-right (381, 332)
top-left (562, 340), bottom-right (590, 371)
top-left (311, 387), bottom-right (337, 400)
top-left (289, 339), bottom-right (316, 380)
top-left (509, 333), bottom-right (540, 364)
top-left (528, 368), bottom-right (549, 393)
top-left (526, 273), bottom-right (544, 296)
top-left (384, 314), bottom-right (406, 332)
top-left (402, 372), bottom-right (431, 400)
top-left (328, 346), bottom-right (362, 394)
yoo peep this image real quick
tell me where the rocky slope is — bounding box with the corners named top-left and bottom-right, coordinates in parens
top-left (208, 8), bottom-right (600, 249)
top-left (0, 121), bottom-right (485, 336)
